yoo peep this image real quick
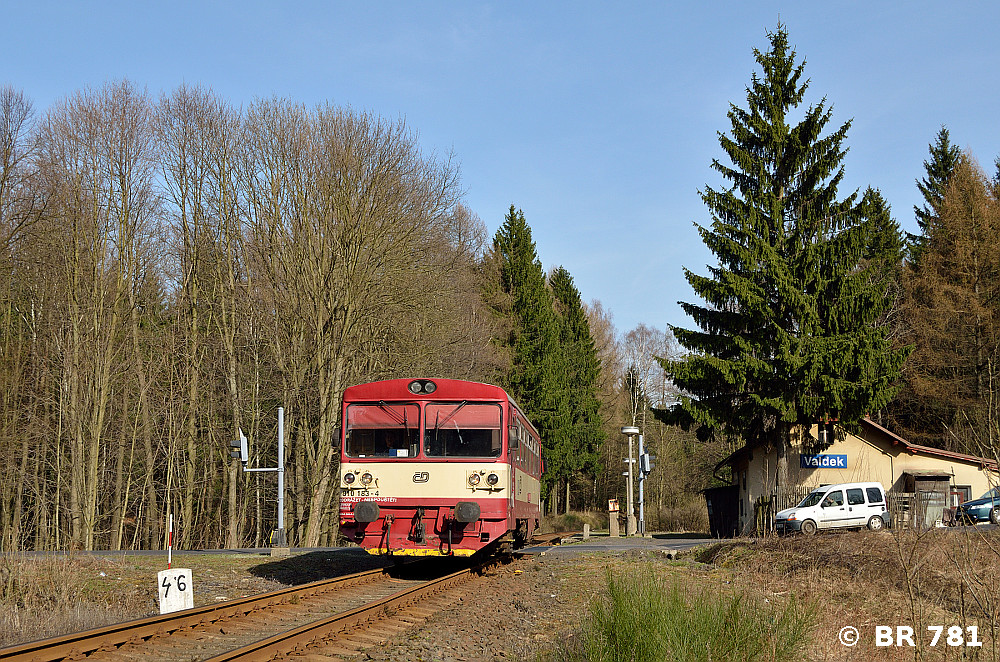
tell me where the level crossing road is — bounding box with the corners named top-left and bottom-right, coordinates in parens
top-left (520, 532), bottom-right (715, 556)
top-left (7, 533), bottom-right (718, 559)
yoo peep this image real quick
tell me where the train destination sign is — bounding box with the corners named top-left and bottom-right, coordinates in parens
top-left (800, 454), bottom-right (847, 469)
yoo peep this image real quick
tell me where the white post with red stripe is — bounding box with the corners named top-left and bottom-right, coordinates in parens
top-left (158, 513), bottom-right (193, 614)
top-left (167, 513), bottom-right (173, 569)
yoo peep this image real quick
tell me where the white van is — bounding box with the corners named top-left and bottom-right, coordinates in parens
top-left (775, 482), bottom-right (889, 534)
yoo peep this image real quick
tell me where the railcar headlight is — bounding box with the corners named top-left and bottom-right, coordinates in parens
top-left (343, 473), bottom-right (356, 485)
top-left (408, 379), bottom-right (438, 394)
top-left (360, 472), bottom-right (373, 486)
top-left (486, 473), bottom-right (499, 486)
top-left (468, 473), bottom-right (481, 486)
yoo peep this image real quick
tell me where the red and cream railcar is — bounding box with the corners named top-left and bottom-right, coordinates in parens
top-left (338, 378), bottom-right (542, 557)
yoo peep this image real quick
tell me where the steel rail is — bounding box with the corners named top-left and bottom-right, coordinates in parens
top-left (204, 561), bottom-right (494, 662)
top-left (0, 567), bottom-right (389, 662)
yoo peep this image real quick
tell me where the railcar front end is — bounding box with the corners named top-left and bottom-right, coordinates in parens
top-left (337, 378), bottom-right (542, 557)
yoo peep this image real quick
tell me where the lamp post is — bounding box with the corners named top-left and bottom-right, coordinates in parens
top-left (621, 426), bottom-right (639, 536)
top-left (637, 433), bottom-right (645, 535)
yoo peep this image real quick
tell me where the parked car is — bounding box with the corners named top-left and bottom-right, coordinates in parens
top-left (776, 482), bottom-right (890, 535)
top-left (955, 487), bottom-right (1000, 525)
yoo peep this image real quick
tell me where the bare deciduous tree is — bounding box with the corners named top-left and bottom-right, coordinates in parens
top-left (0, 86), bottom-right (41, 551)
top-left (38, 81), bottom-right (157, 549)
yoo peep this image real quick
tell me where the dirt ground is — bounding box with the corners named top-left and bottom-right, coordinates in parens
top-left (0, 543), bottom-right (706, 659)
top-left (5, 528), bottom-right (1000, 661)
top-left (360, 547), bottom-right (723, 662)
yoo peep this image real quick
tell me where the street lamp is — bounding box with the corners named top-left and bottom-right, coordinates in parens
top-left (621, 426), bottom-right (639, 535)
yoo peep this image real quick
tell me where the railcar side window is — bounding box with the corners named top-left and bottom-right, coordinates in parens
top-left (345, 403), bottom-right (419, 458)
top-left (425, 403), bottom-right (502, 458)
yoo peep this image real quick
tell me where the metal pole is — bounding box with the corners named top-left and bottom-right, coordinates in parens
top-left (627, 434), bottom-right (637, 535)
top-left (167, 513), bottom-right (173, 569)
top-left (276, 406), bottom-right (285, 546)
top-left (638, 434), bottom-right (645, 535)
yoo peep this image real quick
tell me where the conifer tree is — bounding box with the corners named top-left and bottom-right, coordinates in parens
top-left (659, 26), bottom-right (908, 487)
top-left (908, 126), bottom-right (961, 264)
top-left (863, 189), bottom-right (906, 280)
top-left (491, 206), bottom-right (566, 503)
top-left (550, 266), bottom-right (605, 504)
top-left (898, 155), bottom-right (1000, 451)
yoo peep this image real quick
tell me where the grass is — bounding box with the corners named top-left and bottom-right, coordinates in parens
top-left (537, 528), bottom-right (1000, 661)
top-left (0, 548), bottom-right (395, 647)
top-left (540, 504), bottom-right (710, 535)
top-left (0, 553), bottom-right (150, 646)
top-left (540, 511), bottom-right (609, 534)
top-left (0, 551), bottom-right (293, 647)
top-left (542, 563), bottom-right (815, 662)
top-left (696, 528), bottom-right (1000, 660)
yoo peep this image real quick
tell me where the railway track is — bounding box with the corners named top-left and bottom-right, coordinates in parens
top-left (0, 557), bottom-right (505, 662)
top-left (1, 532), bottom-right (572, 662)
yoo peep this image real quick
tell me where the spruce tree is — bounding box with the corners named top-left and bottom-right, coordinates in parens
top-left (491, 205), bottom-right (566, 503)
top-left (862, 189), bottom-right (906, 280)
top-left (908, 126), bottom-right (961, 264)
top-left (550, 266), bottom-right (605, 503)
top-left (660, 26), bottom-right (908, 486)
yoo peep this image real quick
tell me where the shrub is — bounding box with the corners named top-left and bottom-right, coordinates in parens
top-left (0, 554), bottom-right (146, 647)
top-left (545, 565), bottom-right (815, 662)
top-left (541, 511), bottom-right (606, 533)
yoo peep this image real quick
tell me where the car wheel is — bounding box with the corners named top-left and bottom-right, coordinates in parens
top-left (800, 519), bottom-right (817, 535)
top-left (867, 515), bottom-right (884, 531)
top-left (990, 507), bottom-right (1000, 526)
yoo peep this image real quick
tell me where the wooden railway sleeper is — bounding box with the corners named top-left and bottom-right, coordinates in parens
top-left (202, 568), bottom-right (481, 662)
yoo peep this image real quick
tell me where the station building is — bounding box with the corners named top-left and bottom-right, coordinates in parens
top-left (704, 417), bottom-right (1000, 537)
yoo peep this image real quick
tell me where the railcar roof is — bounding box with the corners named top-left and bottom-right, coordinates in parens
top-left (342, 378), bottom-right (541, 437)
top-left (343, 378), bottom-right (512, 404)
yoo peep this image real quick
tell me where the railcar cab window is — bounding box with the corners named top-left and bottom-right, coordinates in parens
top-left (425, 402), bottom-right (502, 458)
top-left (345, 403), bottom-right (419, 458)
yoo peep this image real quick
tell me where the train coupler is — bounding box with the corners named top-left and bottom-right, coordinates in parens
top-left (409, 507), bottom-right (426, 543)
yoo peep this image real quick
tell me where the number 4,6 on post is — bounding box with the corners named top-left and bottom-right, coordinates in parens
top-left (157, 568), bottom-right (194, 614)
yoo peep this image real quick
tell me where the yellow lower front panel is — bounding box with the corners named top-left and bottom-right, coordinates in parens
top-left (364, 547), bottom-right (476, 557)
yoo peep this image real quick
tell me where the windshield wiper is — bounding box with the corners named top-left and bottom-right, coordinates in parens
top-left (377, 401), bottom-right (408, 426)
top-left (433, 401), bottom-right (467, 431)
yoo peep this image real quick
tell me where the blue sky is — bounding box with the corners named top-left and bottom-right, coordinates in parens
top-left (5, 2), bottom-right (1000, 335)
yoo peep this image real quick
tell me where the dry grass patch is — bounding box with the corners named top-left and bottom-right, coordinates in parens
top-left (699, 528), bottom-right (1000, 660)
top-left (0, 552), bottom-right (291, 647)
top-left (0, 554), bottom-right (151, 646)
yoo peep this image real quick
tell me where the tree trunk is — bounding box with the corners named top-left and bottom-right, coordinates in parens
top-left (111, 420), bottom-right (126, 550)
top-left (775, 425), bottom-right (791, 490)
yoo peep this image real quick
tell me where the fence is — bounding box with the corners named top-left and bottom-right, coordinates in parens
top-left (887, 491), bottom-right (950, 529)
top-left (752, 488), bottom-right (945, 535)
top-left (751, 487), bottom-right (813, 536)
